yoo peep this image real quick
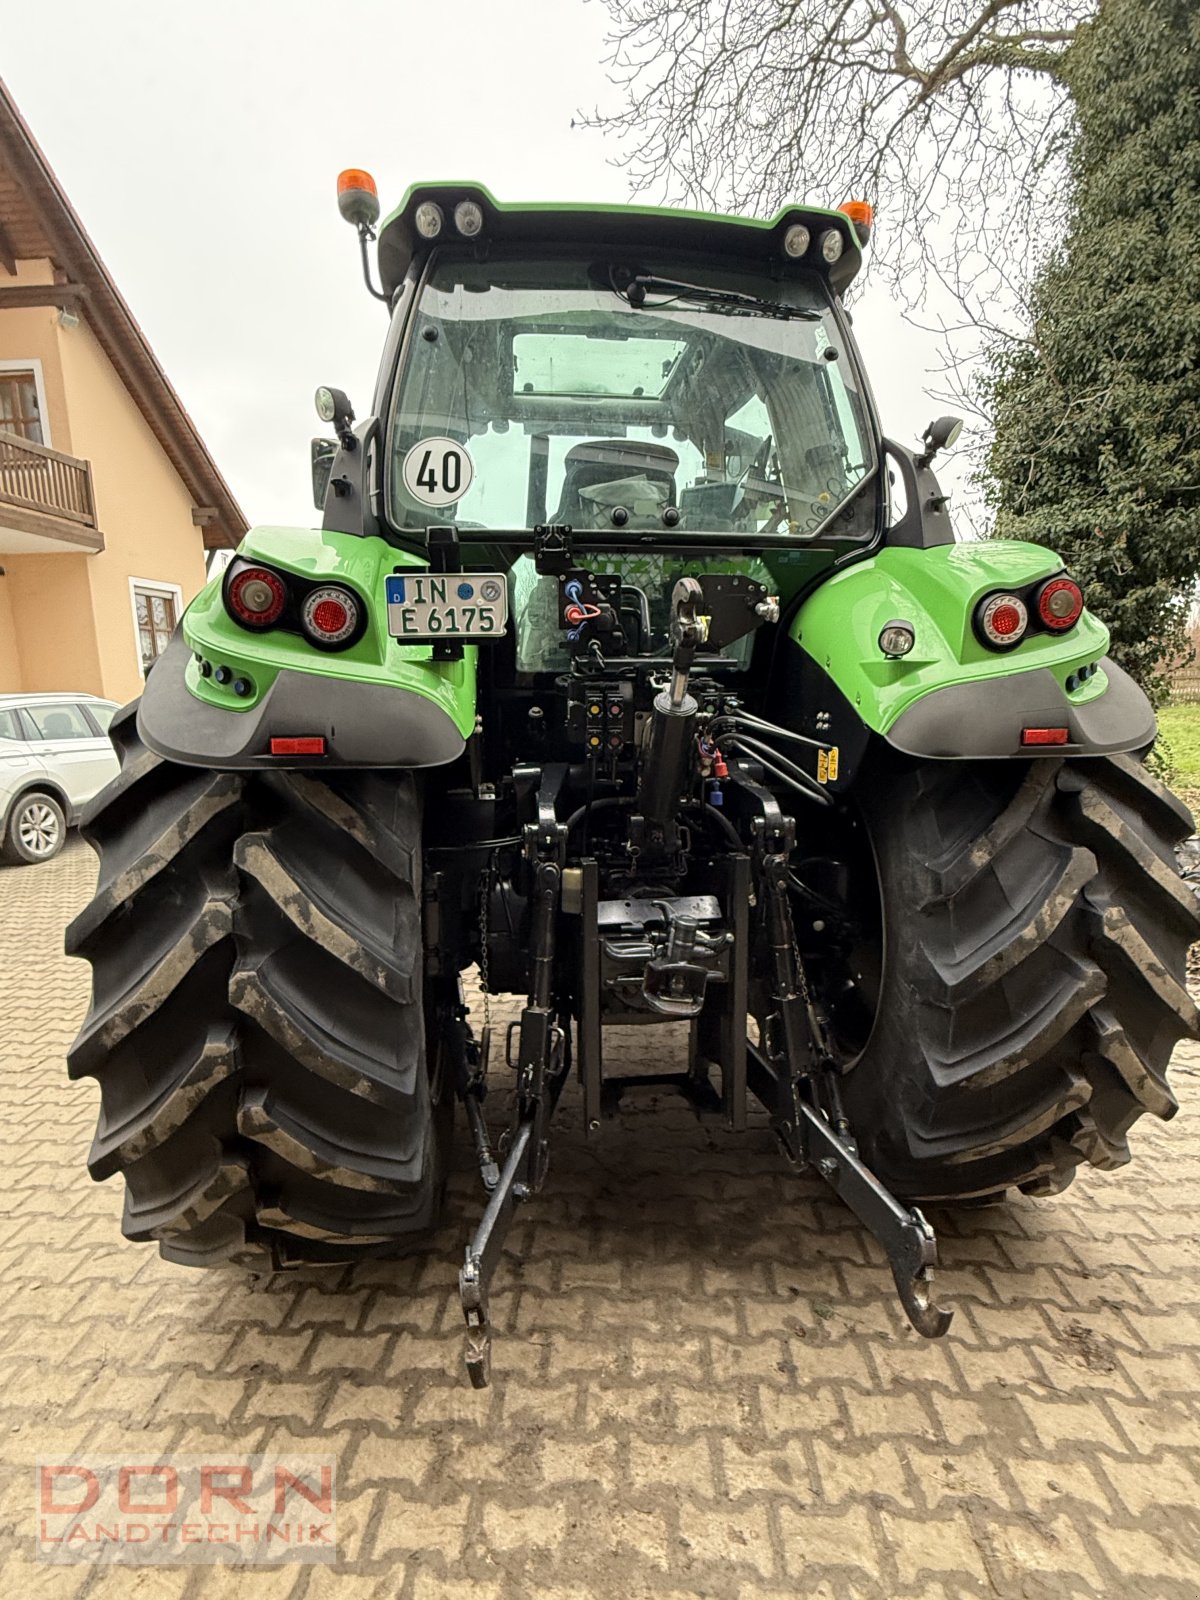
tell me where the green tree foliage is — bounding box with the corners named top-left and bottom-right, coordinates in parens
top-left (985, 0), bottom-right (1200, 697)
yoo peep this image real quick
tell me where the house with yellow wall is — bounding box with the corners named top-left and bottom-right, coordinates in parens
top-left (0, 79), bottom-right (245, 706)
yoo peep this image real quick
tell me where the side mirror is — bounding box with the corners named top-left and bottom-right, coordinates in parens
top-left (917, 415), bottom-right (963, 468)
top-left (315, 385), bottom-right (356, 450)
top-left (311, 437), bottom-right (337, 511)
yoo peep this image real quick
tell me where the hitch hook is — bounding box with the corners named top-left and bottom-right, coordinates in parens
top-left (890, 1206), bottom-right (954, 1339)
top-left (793, 1093), bottom-right (954, 1340)
top-left (459, 1247), bottom-right (492, 1389)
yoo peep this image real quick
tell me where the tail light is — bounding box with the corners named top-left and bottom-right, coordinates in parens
top-left (1036, 577), bottom-right (1083, 631)
top-left (976, 592), bottom-right (1028, 649)
top-left (226, 565), bottom-right (287, 630)
top-left (301, 584), bottom-right (361, 648)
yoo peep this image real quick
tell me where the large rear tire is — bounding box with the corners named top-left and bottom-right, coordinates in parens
top-left (839, 751), bottom-right (1200, 1202)
top-left (66, 704), bottom-right (451, 1268)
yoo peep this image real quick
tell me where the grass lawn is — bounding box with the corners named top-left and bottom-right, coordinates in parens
top-left (1156, 702), bottom-right (1200, 810)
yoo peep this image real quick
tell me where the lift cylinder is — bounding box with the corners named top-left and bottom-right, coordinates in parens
top-left (639, 688), bottom-right (698, 825)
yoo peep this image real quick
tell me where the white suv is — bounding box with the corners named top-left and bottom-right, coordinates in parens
top-left (0, 693), bottom-right (121, 865)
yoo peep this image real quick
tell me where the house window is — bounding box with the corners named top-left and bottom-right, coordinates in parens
top-left (0, 369), bottom-right (44, 443)
top-left (134, 585), bottom-right (179, 675)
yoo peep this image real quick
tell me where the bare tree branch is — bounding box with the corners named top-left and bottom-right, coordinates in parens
top-left (581, 0), bottom-right (1092, 334)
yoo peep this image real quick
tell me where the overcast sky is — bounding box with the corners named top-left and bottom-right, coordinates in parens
top-left (1, 0), bottom-right (970, 530)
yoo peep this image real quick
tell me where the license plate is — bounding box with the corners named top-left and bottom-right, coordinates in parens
top-left (385, 571), bottom-right (508, 640)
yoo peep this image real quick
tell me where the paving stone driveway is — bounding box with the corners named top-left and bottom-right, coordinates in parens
top-left (1, 836), bottom-right (1199, 1599)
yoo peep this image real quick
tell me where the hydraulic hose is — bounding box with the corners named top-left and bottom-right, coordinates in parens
top-left (726, 733), bottom-right (833, 808)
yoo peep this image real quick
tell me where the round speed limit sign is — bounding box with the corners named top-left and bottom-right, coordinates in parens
top-left (401, 437), bottom-right (474, 508)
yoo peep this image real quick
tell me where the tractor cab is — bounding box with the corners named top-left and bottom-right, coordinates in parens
top-left (369, 211), bottom-right (881, 670)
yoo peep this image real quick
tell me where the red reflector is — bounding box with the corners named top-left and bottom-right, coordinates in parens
top-left (270, 736), bottom-right (326, 756)
top-left (1021, 727), bottom-right (1069, 746)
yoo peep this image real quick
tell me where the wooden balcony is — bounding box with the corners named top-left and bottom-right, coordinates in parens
top-left (0, 427), bottom-right (103, 552)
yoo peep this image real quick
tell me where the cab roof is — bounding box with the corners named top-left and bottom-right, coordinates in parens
top-left (376, 182), bottom-right (864, 301)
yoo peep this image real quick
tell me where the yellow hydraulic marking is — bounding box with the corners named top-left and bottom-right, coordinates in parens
top-left (828, 746), bottom-right (839, 781)
top-left (817, 750), bottom-right (828, 784)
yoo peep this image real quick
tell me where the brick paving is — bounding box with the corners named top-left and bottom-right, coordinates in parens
top-left (1, 836), bottom-right (1199, 1597)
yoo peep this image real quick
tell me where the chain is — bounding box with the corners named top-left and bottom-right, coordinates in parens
top-left (779, 861), bottom-right (813, 1010)
top-left (478, 854), bottom-right (492, 1035)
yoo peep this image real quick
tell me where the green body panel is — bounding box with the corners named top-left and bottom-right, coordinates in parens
top-left (180, 527), bottom-right (478, 739)
top-left (792, 541), bottom-right (1112, 735)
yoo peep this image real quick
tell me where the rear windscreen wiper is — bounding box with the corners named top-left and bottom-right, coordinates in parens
top-left (613, 272), bottom-right (821, 322)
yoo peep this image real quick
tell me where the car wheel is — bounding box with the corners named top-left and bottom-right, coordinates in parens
top-left (3, 792), bottom-right (67, 865)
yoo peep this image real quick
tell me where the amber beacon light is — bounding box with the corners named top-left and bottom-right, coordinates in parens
top-left (337, 168), bottom-right (380, 230)
top-left (839, 199), bottom-right (874, 245)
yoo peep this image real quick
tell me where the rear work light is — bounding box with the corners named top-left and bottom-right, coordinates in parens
top-left (301, 584), bottom-right (361, 648)
top-left (976, 592), bottom-right (1029, 649)
top-left (1036, 576), bottom-right (1084, 631)
top-left (226, 565), bottom-right (287, 630)
top-left (270, 736), bottom-right (326, 757)
top-left (414, 201), bottom-right (444, 239)
top-left (1022, 727), bottom-right (1070, 746)
top-left (453, 199), bottom-right (484, 237)
top-left (782, 223), bottom-right (810, 259)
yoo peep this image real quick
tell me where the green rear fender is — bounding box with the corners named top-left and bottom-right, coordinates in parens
top-left (137, 527), bottom-right (479, 769)
top-left (782, 541), bottom-right (1155, 775)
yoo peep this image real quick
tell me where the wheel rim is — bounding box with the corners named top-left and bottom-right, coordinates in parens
top-left (18, 802), bottom-right (60, 857)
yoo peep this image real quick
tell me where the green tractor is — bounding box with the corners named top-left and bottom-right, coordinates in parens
top-left (67, 177), bottom-right (1199, 1384)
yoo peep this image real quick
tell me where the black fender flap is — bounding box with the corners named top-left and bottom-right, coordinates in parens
top-left (886, 655), bottom-right (1155, 759)
top-left (137, 632), bottom-right (466, 769)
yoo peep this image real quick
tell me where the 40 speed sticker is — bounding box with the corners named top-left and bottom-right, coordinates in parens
top-left (401, 437), bottom-right (474, 508)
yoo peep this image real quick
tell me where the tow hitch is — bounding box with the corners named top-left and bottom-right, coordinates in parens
top-left (455, 599), bottom-right (952, 1385)
top-left (746, 1045), bottom-right (953, 1339)
top-left (458, 1020), bottom-right (951, 1386)
top-left (749, 832), bottom-right (953, 1340)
